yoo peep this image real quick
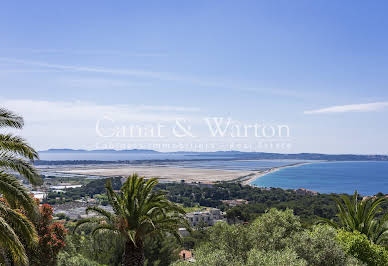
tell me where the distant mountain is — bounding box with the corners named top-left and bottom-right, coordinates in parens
top-left (40, 149), bottom-right (160, 153)
top-left (38, 149), bottom-right (388, 161)
top-left (171, 150), bottom-right (244, 155)
top-left (40, 149), bottom-right (87, 153)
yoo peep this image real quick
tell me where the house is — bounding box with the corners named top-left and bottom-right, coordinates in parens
top-left (294, 188), bottom-right (318, 196)
top-left (185, 208), bottom-right (225, 226)
top-left (179, 250), bottom-right (194, 261)
top-left (178, 227), bottom-right (190, 237)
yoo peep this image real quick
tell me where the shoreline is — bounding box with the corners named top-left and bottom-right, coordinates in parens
top-left (240, 162), bottom-right (311, 186)
top-left (49, 165), bottom-right (254, 184)
top-left (38, 161), bottom-right (313, 185)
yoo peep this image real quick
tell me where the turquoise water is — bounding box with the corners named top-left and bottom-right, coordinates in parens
top-left (251, 161), bottom-right (388, 195)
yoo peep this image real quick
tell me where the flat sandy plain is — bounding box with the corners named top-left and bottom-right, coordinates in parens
top-left (39, 162), bottom-right (307, 184)
top-left (53, 165), bottom-right (255, 183)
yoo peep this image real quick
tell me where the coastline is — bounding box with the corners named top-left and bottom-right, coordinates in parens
top-left (240, 162), bottom-right (311, 186)
top-left (47, 165), bottom-right (254, 184)
top-left (38, 161), bottom-right (313, 185)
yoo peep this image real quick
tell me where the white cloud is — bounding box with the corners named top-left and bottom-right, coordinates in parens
top-left (0, 57), bottom-right (175, 80)
top-left (0, 99), bottom-right (200, 123)
top-left (0, 99), bottom-right (203, 150)
top-left (0, 69), bottom-right (63, 74)
top-left (28, 49), bottom-right (168, 57)
top-left (60, 77), bottom-right (151, 89)
top-left (304, 101), bottom-right (388, 114)
top-left (0, 57), bottom-right (299, 97)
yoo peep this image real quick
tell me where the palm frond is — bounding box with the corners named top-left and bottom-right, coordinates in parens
top-left (0, 217), bottom-right (28, 265)
top-left (0, 107), bottom-right (40, 265)
top-left (73, 217), bottom-right (106, 233)
top-left (91, 223), bottom-right (118, 238)
top-left (0, 201), bottom-right (38, 247)
top-left (326, 190), bottom-right (388, 243)
top-left (0, 108), bottom-right (24, 129)
top-left (106, 179), bottom-right (124, 215)
top-left (127, 230), bottom-right (137, 246)
top-left (0, 153), bottom-right (42, 185)
top-left (80, 174), bottom-right (191, 254)
top-left (0, 134), bottom-right (39, 160)
top-left (86, 206), bottom-right (114, 221)
top-left (0, 171), bottom-right (38, 218)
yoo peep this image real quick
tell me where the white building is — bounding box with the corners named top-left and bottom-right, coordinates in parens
top-left (186, 208), bottom-right (225, 226)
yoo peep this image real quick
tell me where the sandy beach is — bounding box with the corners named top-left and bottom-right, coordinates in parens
top-left (39, 162), bottom-right (309, 184)
top-left (240, 162), bottom-right (310, 186)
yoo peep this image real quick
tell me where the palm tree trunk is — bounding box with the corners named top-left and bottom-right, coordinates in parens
top-left (122, 240), bottom-right (144, 266)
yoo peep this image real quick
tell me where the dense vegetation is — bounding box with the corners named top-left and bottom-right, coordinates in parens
top-left (26, 201), bottom-right (67, 265)
top-left (59, 223), bottom-right (181, 266)
top-left (157, 182), bottom-right (339, 224)
top-left (0, 107), bottom-right (45, 264)
top-left (44, 178), bottom-right (339, 224)
top-left (48, 177), bottom-right (388, 265)
top-left (74, 174), bottom-right (189, 266)
top-left (322, 191), bottom-right (388, 244)
top-left (173, 208), bottom-right (387, 266)
top-left (59, 207), bottom-right (388, 265)
top-left (5, 107), bottom-right (388, 265)
top-left (43, 177), bottom-right (122, 205)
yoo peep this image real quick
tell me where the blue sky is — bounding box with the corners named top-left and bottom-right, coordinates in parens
top-left (1, 1), bottom-right (388, 154)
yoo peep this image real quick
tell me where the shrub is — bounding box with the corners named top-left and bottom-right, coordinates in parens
top-left (172, 245), bottom-right (242, 266)
top-left (291, 224), bottom-right (348, 265)
top-left (249, 208), bottom-right (302, 251)
top-left (205, 221), bottom-right (252, 262)
top-left (246, 248), bottom-right (307, 266)
top-left (337, 230), bottom-right (388, 266)
top-left (27, 203), bottom-right (67, 265)
top-left (57, 253), bottom-right (103, 266)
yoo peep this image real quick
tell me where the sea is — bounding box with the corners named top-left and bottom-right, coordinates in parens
top-left (251, 161), bottom-right (388, 196)
top-left (38, 152), bottom-right (388, 196)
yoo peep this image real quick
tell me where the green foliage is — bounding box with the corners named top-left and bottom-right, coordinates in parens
top-left (246, 248), bottom-right (307, 266)
top-left (144, 235), bottom-right (180, 266)
top-left (174, 209), bottom-right (306, 265)
top-left (249, 208), bottom-right (302, 251)
top-left (205, 221), bottom-right (252, 262)
top-left (61, 224), bottom-right (182, 266)
top-left (181, 228), bottom-right (208, 250)
top-left (55, 212), bottom-right (70, 221)
top-left (74, 174), bottom-right (190, 266)
top-left (58, 224), bottom-right (123, 266)
top-left (0, 107), bottom-right (42, 264)
top-left (26, 203), bottom-right (67, 265)
top-left (172, 245), bottom-right (241, 266)
top-left (75, 174), bottom-right (189, 244)
top-left (58, 252), bottom-right (104, 266)
top-left (337, 230), bottom-right (388, 266)
top-left (46, 175), bottom-right (339, 223)
top-left (291, 225), bottom-right (348, 266)
top-left (156, 182), bottom-right (337, 224)
top-left (322, 191), bottom-right (388, 244)
top-left (176, 209), bottom-right (364, 266)
top-left (43, 177), bottom-right (122, 204)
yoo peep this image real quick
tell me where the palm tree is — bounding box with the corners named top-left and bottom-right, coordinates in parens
top-left (0, 108), bottom-right (41, 185)
top-left (321, 191), bottom-right (388, 244)
top-left (75, 174), bottom-right (190, 266)
top-left (0, 107), bottom-right (42, 264)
